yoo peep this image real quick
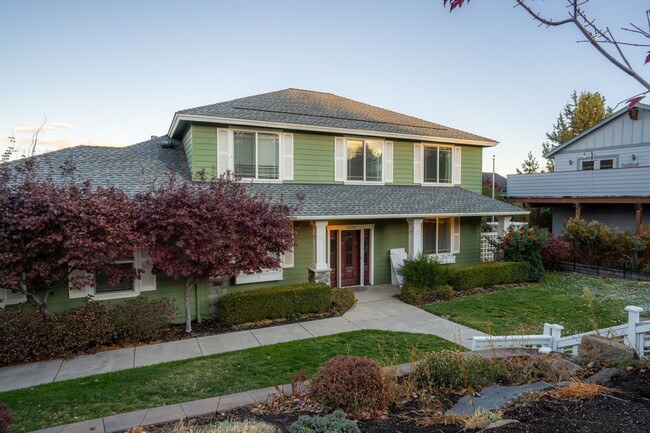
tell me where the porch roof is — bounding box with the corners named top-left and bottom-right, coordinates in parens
top-left (245, 183), bottom-right (527, 220)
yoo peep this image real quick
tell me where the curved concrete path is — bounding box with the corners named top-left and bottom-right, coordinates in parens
top-left (0, 285), bottom-right (484, 392)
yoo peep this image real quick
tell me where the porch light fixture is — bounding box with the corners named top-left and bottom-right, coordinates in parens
top-left (569, 160), bottom-right (573, 165)
top-left (631, 154), bottom-right (637, 161)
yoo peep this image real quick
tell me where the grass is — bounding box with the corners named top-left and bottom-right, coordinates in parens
top-left (423, 272), bottom-right (650, 336)
top-left (0, 330), bottom-right (457, 432)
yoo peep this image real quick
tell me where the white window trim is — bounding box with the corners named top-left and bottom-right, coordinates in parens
top-left (68, 250), bottom-right (156, 301)
top-left (341, 137), bottom-right (388, 185)
top-left (229, 128), bottom-right (286, 183)
top-left (0, 288), bottom-right (27, 308)
top-left (420, 143), bottom-right (456, 186)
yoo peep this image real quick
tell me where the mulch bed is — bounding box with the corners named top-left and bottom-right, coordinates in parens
top-left (144, 367), bottom-right (650, 433)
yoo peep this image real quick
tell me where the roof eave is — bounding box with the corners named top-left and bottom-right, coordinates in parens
top-left (169, 113), bottom-right (498, 147)
top-left (293, 211), bottom-right (528, 221)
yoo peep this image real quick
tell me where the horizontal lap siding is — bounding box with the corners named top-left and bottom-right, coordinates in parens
top-left (182, 128), bottom-right (193, 173)
top-left (192, 125), bottom-right (218, 178)
top-left (372, 220), bottom-right (409, 284)
top-left (392, 141), bottom-right (414, 185)
top-left (291, 133), bottom-right (336, 183)
top-left (460, 146), bottom-right (482, 194)
top-left (455, 217), bottom-right (481, 265)
top-left (225, 222), bottom-right (312, 292)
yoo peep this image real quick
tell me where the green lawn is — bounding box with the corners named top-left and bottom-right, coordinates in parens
top-left (0, 330), bottom-right (456, 432)
top-left (423, 272), bottom-right (650, 336)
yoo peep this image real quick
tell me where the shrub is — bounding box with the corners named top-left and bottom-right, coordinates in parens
top-left (216, 283), bottom-right (331, 326)
top-left (400, 283), bottom-right (454, 305)
top-left (330, 288), bottom-right (356, 315)
top-left (0, 305), bottom-right (55, 365)
top-left (289, 411), bottom-right (360, 433)
top-left (398, 254), bottom-right (449, 288)
top-left (50, 301), bottom-right (115, 354)
top-left (0, 403), bottom-right (12, 433)
top-left (110, 297), bottom-right (176, 342)
top-left (415, 350), bottom-right (508, 390)
top-left (310, 355), bottom-right (394, 415)
top-left (541, 234), bottom-right (572, 268)
top-left (498, 226), bottom-right (549, 281)
top-left (447, 262), bottom-right (530, 291)
top-left (190, 420), bottom-right (279, 433)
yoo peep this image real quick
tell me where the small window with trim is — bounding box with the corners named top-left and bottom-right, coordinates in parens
top-left (581, 160), bottom-right (594, 170)
top-left (599, 159), bottom-right (614, 169)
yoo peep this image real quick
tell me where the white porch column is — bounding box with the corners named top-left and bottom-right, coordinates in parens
top-left (310, 221), bottom-right (329, 271)
top-left (496, 216), bottom-right (510, 235)
top-left (407, 218), bottom-right (423, 258)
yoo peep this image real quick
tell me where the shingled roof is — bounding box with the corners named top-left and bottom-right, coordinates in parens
top-left (171, 89), bottom-right (496, 145)
top-left (5, 136), bottom-right (190, 196)
top-left (244, 183), bottom-right (526, 219)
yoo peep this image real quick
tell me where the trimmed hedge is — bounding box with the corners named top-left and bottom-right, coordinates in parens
top-left (330, 287), bottom-right (356, 314)
top-left (216, 283), bottom-right (331, 326)
top-left (400, 283), bottom-right (453, 305)
top-left (447, 262), bottom-right (530, 291)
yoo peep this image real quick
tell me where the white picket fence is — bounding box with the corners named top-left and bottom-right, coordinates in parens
top-left (471, 306), bottom-right (650, 357)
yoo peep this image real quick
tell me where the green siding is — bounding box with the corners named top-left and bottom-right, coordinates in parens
top-left (182, 128), bottom-right (193, 173)
top-left (460, 146), bottom-right (482, 193)
top-left (372, 220), bottom-right (409, 284)
top-left (391, 141), bottom-right (413, 185)
top-left (47, 274), bottom-right (208, 324)
top-left (191, 125), bottom-right (218, 179)
top-left (291, 133), bottom-right (336, 184)
top-left (454, 217), bottom-right (481, 265)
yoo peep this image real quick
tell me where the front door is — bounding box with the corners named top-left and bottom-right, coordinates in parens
top-left (340, 230), bottom-right (360, 286)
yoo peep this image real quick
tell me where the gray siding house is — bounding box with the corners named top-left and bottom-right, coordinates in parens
top-left (507, 104), bottom-right (650, 234)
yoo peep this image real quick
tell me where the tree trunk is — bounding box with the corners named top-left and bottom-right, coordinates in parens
top-left (183, 278), bottom-right (194, 333)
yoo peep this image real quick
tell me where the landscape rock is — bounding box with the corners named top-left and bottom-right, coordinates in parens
top-left (446, 382), bottom-right (553, 416)
top-left (577, 335), bottom-right (637, 365)
top-left (585, 367), bottom-right (625, 386)
top-left (524, 354), bottom-right (581, 382)
top-left (482, 419), bottom-right (521, 430)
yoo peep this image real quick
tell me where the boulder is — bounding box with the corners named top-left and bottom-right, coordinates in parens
top-left (524, 354), bottom-right (581, 382)
top-left (483, 419), bottom-right (521, 430)
top-left (576, 335), bottom-right (637, 365)
top-left (585, 367), bottom-right (625, 386)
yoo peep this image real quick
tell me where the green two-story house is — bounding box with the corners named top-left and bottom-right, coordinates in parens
top-left (1, 89), bottom-right (525, 318)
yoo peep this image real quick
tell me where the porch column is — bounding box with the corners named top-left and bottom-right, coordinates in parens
top-left (496, 216), bottom-right (509, 235)
top-left (308, 221), bottom-right (330, 285)
top-left (407, 218), bottom-right (423, 258)
top-left (574, 203), bottom-right (583, 220)
top-left (635, 204), bottom-right (643, 235)
top-left (522, 203), bottom-right (531, 224)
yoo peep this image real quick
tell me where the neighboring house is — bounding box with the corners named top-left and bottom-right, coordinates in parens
top-left (482, 172), bottom-right (507, 196)
top-left (507, 103), bottom-right (650, 235)
top-left (1, 89), bottom-right (525, 317)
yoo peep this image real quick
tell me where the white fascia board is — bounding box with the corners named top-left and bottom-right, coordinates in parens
top-left (293, 211), bottom-right (529, 221)
top-left (168, 114), bottom-right (497, 147)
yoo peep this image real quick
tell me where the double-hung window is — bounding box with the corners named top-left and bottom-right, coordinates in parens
top-left (347, 139), bottom-right (383, 182)
top-left (423, 145), bottom-right (453, 184)
top-left (423, 218), bottom-right (460, 256)
top-left (234, 131), bottom-right (280, 180)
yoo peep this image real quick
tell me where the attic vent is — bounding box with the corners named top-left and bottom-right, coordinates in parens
top-left (160, 140), bottom-right (175, 149)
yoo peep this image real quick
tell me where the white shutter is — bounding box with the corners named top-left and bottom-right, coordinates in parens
top-left (217, 128), bottom-right (230, 176)
top-left (453, 147), bottom-right (462, 185)
top-left (137, 249), bottom-right (156, 292)
top-left (0, 288), bottom-right (27, 308)
top-left (282, 222), bottom-right (295, 268)
top-left (384, 141), bottom-right (393, 183)
top-left (282, 133), bottom-right (294, 181)
top-left (68, 267), bottom-right (94, 299)
top-left (413, 143), bottom-right (423, 184)
top-left (452, 217), bottom-right (461, 254)
top-left (334, 137), bottom-right (346, 181)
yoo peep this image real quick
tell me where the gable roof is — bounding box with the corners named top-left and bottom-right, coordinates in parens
top-left (4, 136), bottom-right (190, 196)
top-left (244, 183), bottom-right (526, 219)
top-left (544, 103), bottom-right (650, 158)
top-left (170, 88), bottom-right (497, 146)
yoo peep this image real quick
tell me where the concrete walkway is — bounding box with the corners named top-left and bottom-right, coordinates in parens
top-left (0, 285), bottom-right (484, 392)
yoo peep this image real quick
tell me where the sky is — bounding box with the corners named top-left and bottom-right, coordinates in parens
top-left (1, 0), bottom-right (648, 176)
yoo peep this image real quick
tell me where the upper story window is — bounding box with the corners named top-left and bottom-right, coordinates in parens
top-left (581, 160), bottom-right (594, 170)
top-left (234, 131), bottom-right (280, 180)
top-left (347, 139), bottom-right (383, 182)
top-left (599, 159), bottom-right (614, 169)
top-left (335, 138), bottom-right (393, 183)
top-left (424, 145), bottom-right (453, 184)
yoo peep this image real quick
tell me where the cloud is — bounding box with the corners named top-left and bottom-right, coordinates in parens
top-left (14, 122), bottom-right (74, 134)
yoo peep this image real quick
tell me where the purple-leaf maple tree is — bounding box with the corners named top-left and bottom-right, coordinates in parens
top-left (443, 1), bottom-right (650, 106)
top-left (137, 172), bottom-right (295, 333)
top-left (0, 160), bottom-right (145, 307)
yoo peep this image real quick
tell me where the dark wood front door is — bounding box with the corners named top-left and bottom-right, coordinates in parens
top-left (329, 230), bottom-right (338, 287)
top-left (340, 230), bottom-right (360, 286)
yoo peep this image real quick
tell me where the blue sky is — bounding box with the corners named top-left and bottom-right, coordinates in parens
top-left (1, 0), bottom-right (647, 175)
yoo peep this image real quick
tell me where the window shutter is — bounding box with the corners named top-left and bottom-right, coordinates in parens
top-left (1, 288), bottom-right (26, 307)
top-left (413, 143), bottom-right (423, 184)
top-left (217, 128), bottom-right (232, 175)
top-left (334, 137), bottom-right (346, 181)
top-left (138, 249), bottom-right (156, 292)
top-left (384, 141), bottom-right (394, 183)
top-left (282, 133), bottom-right (294, 181)
top-left (452, 217), bottom-right (461, 254)
top-left (453, 147), bottom-right (462, 185)
top-left (68, 267), bottom-right (94, 299)
top-left (281, 222), bottom-right (295, 268)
